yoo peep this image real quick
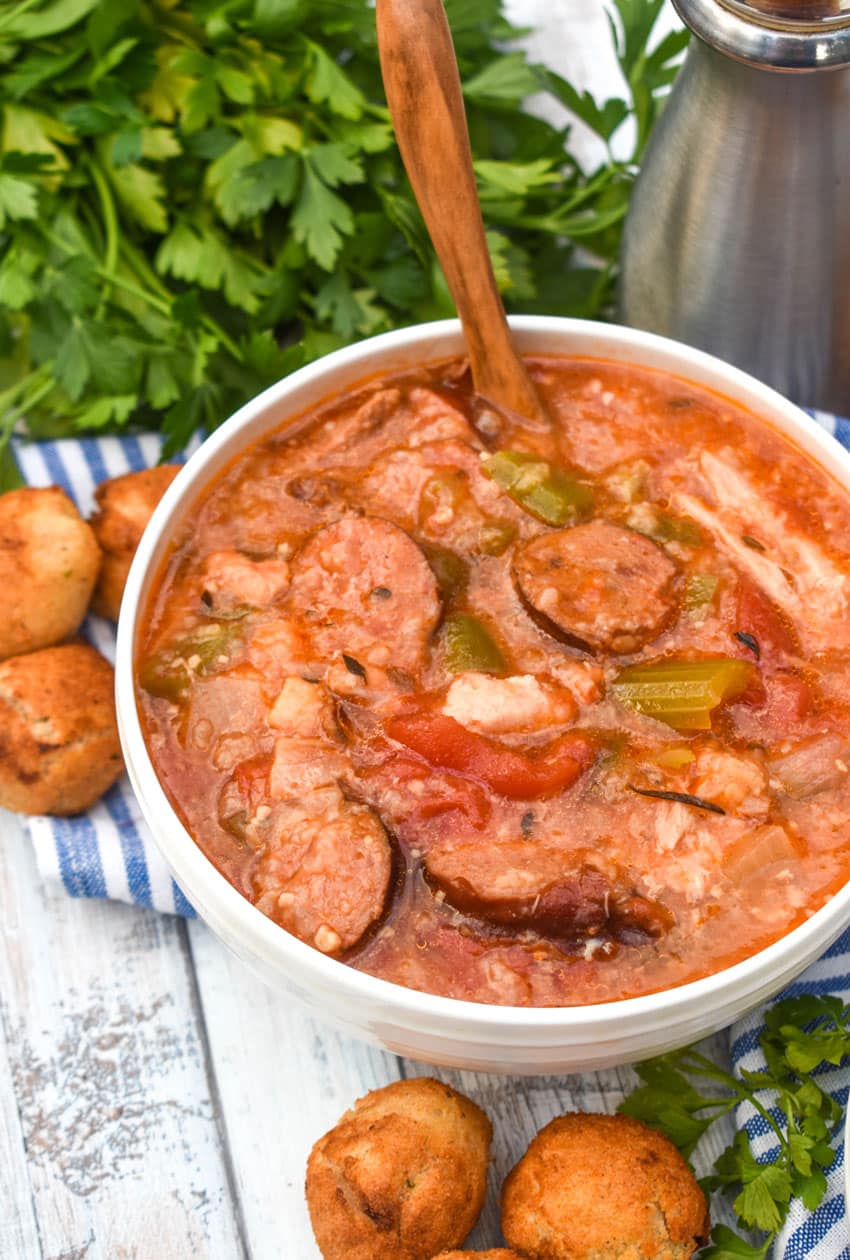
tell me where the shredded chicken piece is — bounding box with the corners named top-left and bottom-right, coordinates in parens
top-left (690, 746), bottom-right (769, 817)
top-left (442, 672), bottom-right (577, 735)
top-left (673, 449), bottom-right (850, 650)
top-left (268, 677), bottom-right (334, 738)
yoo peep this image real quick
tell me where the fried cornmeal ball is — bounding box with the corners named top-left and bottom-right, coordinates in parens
top-left (90, 465), bottom-right (181, 620)
top-left (432, 1251), bottom-right (525, 1258)
top-left (501, 1113), bottom-right (709, 1260)
top-left (306, 1077), bottom-right (492, 1260)
top-left (0, 643), bottom-right (124, 814)
top-left (0, 486), bottom-right (101, 658)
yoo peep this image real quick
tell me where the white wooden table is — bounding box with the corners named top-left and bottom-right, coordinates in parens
top-left (1, 6), bottom-right (737, 1258)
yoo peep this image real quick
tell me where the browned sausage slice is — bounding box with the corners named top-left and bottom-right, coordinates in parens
top-left (289, 516), bottom-right (440, 674)
top-left (513, 519), bottom-right (677, 654)
top-left (253, 787), bottom-right (392, 956)
top-left (425, 841), bottom-right (671, 942)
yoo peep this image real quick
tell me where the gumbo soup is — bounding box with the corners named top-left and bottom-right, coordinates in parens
top-left (137, 357), bottom-right (850, 1006)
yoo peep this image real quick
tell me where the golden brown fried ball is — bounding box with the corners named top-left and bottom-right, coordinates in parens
top-left (306, 1077), bottom-right (492, 1260)
top-left (0, 486), bottom-right (101, 658)
top-left (432, 1251), bottom-right (525, 1258)
top-left (90, 465), bottom-right (180, 620)
top-left (0, 643), bottom-right (124, 814)
top-left (501, 1113), bottom-right (709, 1260)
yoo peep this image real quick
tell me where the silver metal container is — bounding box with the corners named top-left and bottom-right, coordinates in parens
top-left (620, 0), bottom-right (850, 413)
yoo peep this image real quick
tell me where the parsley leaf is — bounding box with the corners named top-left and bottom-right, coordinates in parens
top-left (621, 994), bottom-right (850, 1256)
top-left (0, 0), bottom-right (683, 452)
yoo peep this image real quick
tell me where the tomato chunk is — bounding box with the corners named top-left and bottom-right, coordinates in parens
top-left (735, 581), bottom-right (799, 662)
top-left (384, 706), bottom-right (595, 799)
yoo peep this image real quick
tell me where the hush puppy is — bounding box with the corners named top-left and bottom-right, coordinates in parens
top-left (306, 1077), bottom-right (492, 1260)
top-left (502, 1113), bottom-right (709, 1260)
top-left (0, 486), bottom-right (101, 658)
top-left (90, 465), bottom-right (180, 620)
top-left (0, 643), bottom-right (124, 814)
top-left (433, 1252), bottom-right (525, 1258)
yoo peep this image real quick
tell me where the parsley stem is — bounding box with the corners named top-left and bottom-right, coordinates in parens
top-left (117, 240), bottom-right (245, 364)
top-left (682, 1050), bottom-right (790, 1152)
top-left (0, 374), bottom-right (55, 442)
top-left (88, 158), bottom-right (120, 315)
top-left (35, 221), bottom-right (246, 369)
top-left (0, 366), bottom-right (51, 418)
top-left (0, 0), bottom-right (40, 33)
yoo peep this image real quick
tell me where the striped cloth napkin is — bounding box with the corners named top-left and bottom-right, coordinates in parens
top-left (732, 934), bottom-right (850, 1260)
top-left (10, 416), bottom-right (850, 1257)
top-left (12, 431), bottom-right (198, 918)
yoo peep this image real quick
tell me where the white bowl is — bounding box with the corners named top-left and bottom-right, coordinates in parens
top-left (116, 317), bottom-right (850, 1074)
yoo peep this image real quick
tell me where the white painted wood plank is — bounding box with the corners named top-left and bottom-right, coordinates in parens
top-left (187, 918), bottom-right (403, 1260)
top-left (0, 810), bottom-right (245, 1260)
top-left (0, 997), bottom-right (42, 1260)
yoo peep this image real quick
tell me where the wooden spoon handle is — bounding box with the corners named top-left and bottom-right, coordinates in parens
top-left (376, 0), bottom-right (546, 423)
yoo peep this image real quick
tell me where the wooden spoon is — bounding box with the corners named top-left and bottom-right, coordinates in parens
top-left (376, 0), bottom-right (548, 426)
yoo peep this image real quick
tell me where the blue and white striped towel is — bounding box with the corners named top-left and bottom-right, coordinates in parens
top-left (732, 931), bottom-right (850, 1260)
top-left (10, 419), bottom-right (850, 1257)
top-left (12, 431), bottom-right (200, 918)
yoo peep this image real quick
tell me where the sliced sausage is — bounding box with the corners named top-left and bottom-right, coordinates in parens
top-left (288, 516), bottom-right (440, 674)
top-left (513, 519), bottom-right (677, 654)
top-left (253, 787), bottom-right (392, 956)
top-left (425, 841), bottom-right (671, 942)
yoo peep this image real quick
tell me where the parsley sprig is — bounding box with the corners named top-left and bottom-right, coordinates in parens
top-left (621, 995), bottom-right (850, 1259)
top-left (0, 0), bottom-right (686, 465)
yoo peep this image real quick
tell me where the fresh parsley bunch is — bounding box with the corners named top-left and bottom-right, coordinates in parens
top-left (0, 0), bottom-right (685, 462)
top-left (621, 995), bottom-right (850, 1259)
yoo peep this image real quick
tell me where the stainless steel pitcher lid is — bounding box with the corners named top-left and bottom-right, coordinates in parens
top-left (674, 0), bottom-right (850, 67)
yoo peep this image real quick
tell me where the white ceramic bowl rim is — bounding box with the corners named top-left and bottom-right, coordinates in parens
top-left (116, 315), bottom-right (850, 1034)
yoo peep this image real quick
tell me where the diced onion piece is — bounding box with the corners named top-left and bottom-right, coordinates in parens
top-left (654, 747), bottom-right (696, 769)
top-left (723, 824), bottom-right (798, 885)
top-left (768, 732), bottom-right (850, 799)
top-left (612, 658), bottom-right (757, 731)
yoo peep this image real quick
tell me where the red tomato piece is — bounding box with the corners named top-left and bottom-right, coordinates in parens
top-left (384, 707), bottom-right (595, 799)
top-left (735, 581), bottom-right (799, 662)
top-left (763, 672), bottom-right (812, 726)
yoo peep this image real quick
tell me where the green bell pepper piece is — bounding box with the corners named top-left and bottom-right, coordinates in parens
top-left (482, 450), bottom-right (593, 527)
top-left (443, 613), bottom-right (505, 674)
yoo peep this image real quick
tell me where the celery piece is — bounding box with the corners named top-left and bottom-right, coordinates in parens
top-left (612, 657), bottom-right (757, 731)
top-left (482, 450), bottom-right (593, 526)
top-left (684, 573), bottom-right (719, 610)
top-left (443, 613), bottom-right (505, 674)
